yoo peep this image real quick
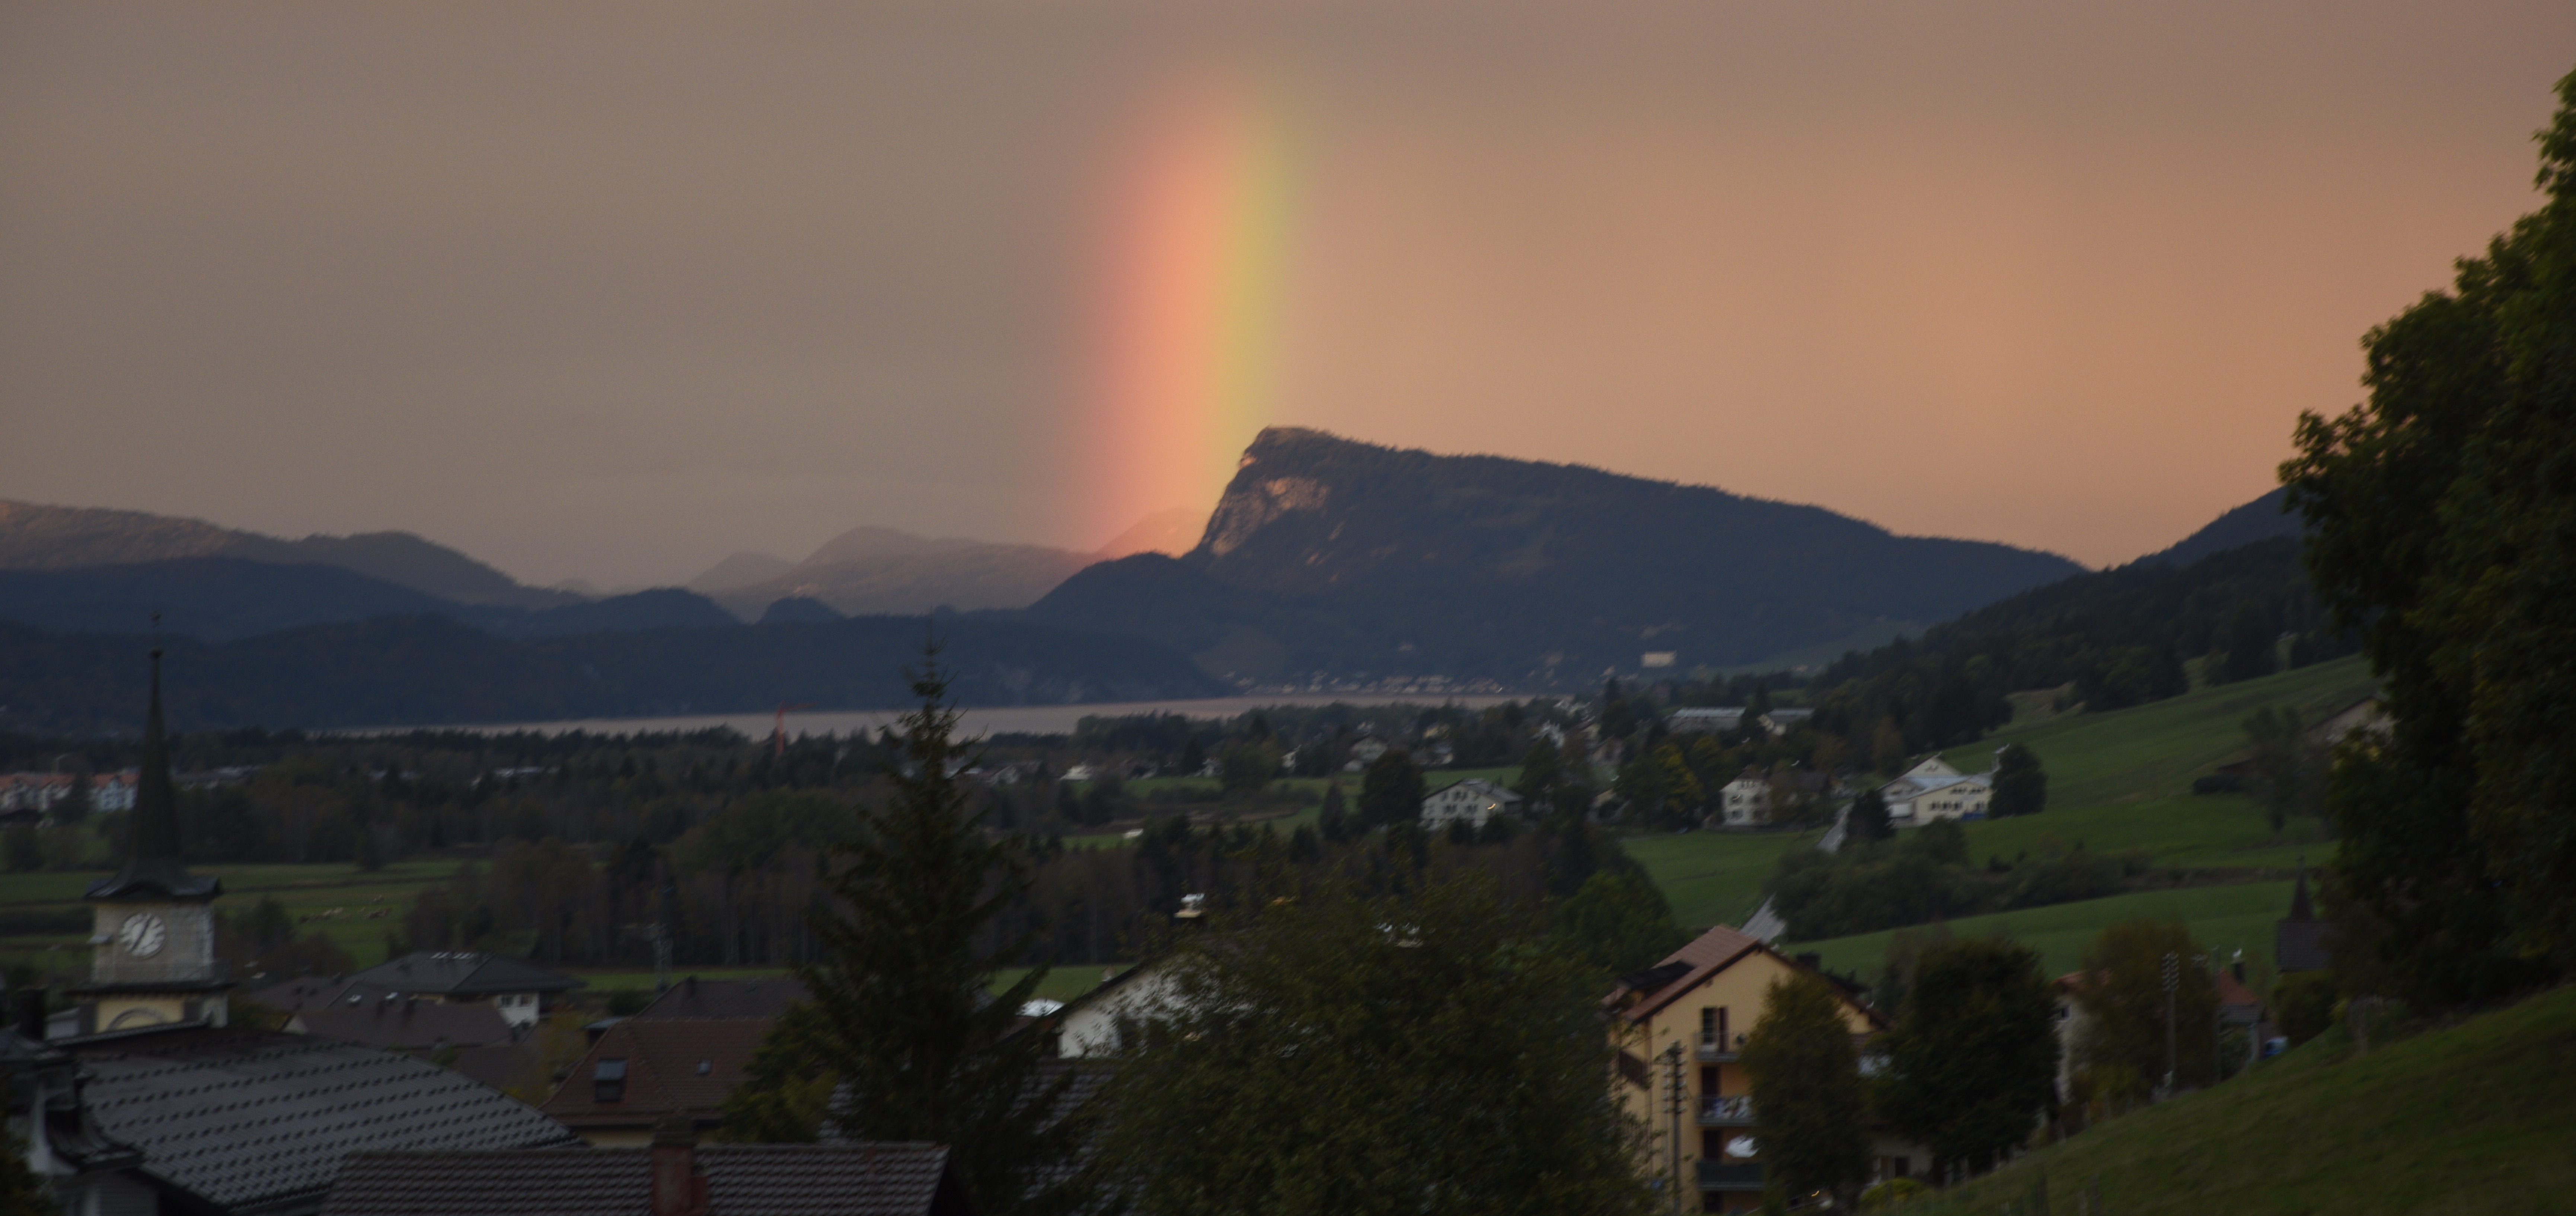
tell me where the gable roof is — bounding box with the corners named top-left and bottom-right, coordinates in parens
top-left (1606, 924), bottom-right (1883, 1029)
top-left (243, 976), bottom-right (400, 1018)
top-left (322, 1143), bottom-right (967, 1216)
top-left (69, 1027), bottom-right (580, 1213)
top-left (349, 952), bottom-right (584, 997)
top-left (288, 998), bottom-right (517, 1050)
top-left (541, 1018), bottom-right (775, 1129)
top-left (635, 976), bottom-right (811, 1020)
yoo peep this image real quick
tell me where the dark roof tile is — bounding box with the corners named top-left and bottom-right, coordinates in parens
top-left (71, 1027), bottom-right (580, 1212)
top-left (323, 1143), bottom-right (963, 1216)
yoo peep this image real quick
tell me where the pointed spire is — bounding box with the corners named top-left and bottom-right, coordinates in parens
top-left (2288, 853), bottom-right (2315, 922)
top-left (85, 644), bottom-right (217, 902)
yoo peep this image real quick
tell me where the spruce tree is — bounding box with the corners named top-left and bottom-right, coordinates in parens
top-left (1989, 744), bottom-right (2047, 818)
top-left (791, 639), bottom-right (1080, 1213)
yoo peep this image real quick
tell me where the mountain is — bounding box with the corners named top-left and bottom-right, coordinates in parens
top-left (687, 551), bottom-right (797, 593)
top-left (693, 527), bottom-right (1084, 619)
top-left (0, 500), bottom-right (578, 609)
top-left (2138, 487), bottom-right (2302, 568)
top-left (1095, 507), bottom-right (1206, 559)
top-left (0, 612), bottom-right (1229, 733)
top-left (1025, 428), bottom-right (2086, 685)
top-left (0, 559), bottom-right (735, 642)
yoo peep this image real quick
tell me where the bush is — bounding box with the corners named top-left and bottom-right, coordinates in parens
top-left (1858, 1177), bottom-right (1931, 1210)
top-left (2274, 970), bottom-right (2339, 1048)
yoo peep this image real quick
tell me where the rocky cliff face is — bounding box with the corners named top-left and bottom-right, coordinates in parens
top-left (1032, 428), bottom-right (2086, 686)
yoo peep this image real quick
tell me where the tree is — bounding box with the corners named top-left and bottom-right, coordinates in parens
top-left (2282, 67), bottom-right (2576, 996)
top-left (1091, 871), bottom-right (1655, 1216)
top-left (2211, 602), bottom-right (2277, 685)
top-left (1318, 780), bottom-right (1351, 843)
top-left (1552, 867), bottom-right (1688, 977)
top-left (1356, 748), bottom-right (1425, 829)
top-left (780, 639), bottom-right (1081, 1214)
top-left (1988, 744), bottom-right (2046, 818)
top-left (0, 827), bottom-right (36, 874)
top-left (48, 772), bottom-right (92, 829)
top-left (1218, 739), bottom-right (1281, 798)
top-left (1841, 788), bottom-right (1892, 850)
top-left (2069, 919), bottom-right (2218, 1104)
top-left (1513, 739), bottom-right (1562, 805)
top-left (1739, 973), bottom-right (1871, 1206)
top-left (1598, 678), bottom-right (1636, 739)
top-left (1879, 937), bottom-right (2059, 1180)
top-left (2242, 708), bottom-right (2325, 838)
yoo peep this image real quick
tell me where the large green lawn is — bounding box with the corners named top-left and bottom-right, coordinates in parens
top-left (1621, 828), bottom-right (1821, 930)
top-left (1791, 879), bottom-right (2298, 981)
top-left (0, 856), bottom-right (473, 972)
top-left (1911, 985), bottom-right (2576, 1216)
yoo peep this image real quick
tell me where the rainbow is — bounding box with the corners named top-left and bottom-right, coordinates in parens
top-left (1076, 66), bottom-right (1302, 548)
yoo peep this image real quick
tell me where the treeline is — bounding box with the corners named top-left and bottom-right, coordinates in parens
top-left (1765, 821), bottom-right (2158, 941)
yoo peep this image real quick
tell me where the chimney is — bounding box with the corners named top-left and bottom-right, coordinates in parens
top-left (14, 990), bottom-right (46, 1041)
top-left (649, 1116), bottom-right (709, 1216)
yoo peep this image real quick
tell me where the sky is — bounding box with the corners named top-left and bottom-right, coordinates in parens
top-left (5, 1), bottom-right (2572, 590)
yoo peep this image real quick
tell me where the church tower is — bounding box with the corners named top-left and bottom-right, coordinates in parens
top-left (72, 647), bottom-right (228, 1034)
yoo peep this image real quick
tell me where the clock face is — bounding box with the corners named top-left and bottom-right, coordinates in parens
top-left (117, 913), bottom-right (166, 959)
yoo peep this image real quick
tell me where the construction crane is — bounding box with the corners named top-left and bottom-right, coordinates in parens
top-left (772, 702), bottom-right (817, 760)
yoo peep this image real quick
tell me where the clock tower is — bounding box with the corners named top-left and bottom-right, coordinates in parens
top-left (73, 647), bottom-right (228, 1034)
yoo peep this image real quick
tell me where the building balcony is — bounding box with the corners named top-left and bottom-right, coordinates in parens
top-left (1697, 1095), bottom-right (1755, 1126)
top-left (1697, 1161), bottom-right (1763, 1191)
top-left (1694, 1034), bottom-right (1742, 1062)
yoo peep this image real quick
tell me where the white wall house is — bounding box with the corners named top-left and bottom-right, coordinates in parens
top-left (1667, 707), bottom-right (1747, 735)
top-left (1875, 756), bottom-right (1992, 823)
top-left (1718, 773), bottom-right (1771, 827)
top-left (1420, 779), bottom-right (1523, 830)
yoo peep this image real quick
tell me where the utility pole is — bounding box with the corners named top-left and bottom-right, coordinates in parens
top-left (2161, 951), bottom-right (2180, 1097)
top-left (1662, 1040), bottom-right (1688, 1216)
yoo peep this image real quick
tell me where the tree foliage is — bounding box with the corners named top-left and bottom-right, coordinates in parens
top-left (1988, 744), bottom-right (2046, 818)
top-left (2069, 919), bottom-right (2218, 1104)
top-left (779, 640), bottom-right (1081, 1215)
top-left (1740, 973), bottom-right (1871, 1203)
top-left (1356, 748), bottom-right (1425, 829)
top-left (1878, 937), bottom-right (2059, 1178)
top-left (2282, 66), bottom-right (2576, 996)
top-left (1090, 871), bottom-right (1655, 1216)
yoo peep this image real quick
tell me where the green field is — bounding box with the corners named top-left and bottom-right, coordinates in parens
top-left (0, 857), bottom-right (472, 974)
top-left (1762, 657), bottom-right (2374, 980)
top-left (1792, 879), bottom-right (2298, 981)
top-left (1621, 828), bottom-right (1820, 929)
top-left (1911, 984), bottom-right (2576, 1216)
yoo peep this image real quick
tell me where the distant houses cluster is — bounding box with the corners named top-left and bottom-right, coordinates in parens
top-left (0, 769), bottom-right (139, 820)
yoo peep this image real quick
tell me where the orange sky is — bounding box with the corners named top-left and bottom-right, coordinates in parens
top-left (4, 1), bottom-right (2572, 587)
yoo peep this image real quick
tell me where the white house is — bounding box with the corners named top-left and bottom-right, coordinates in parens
top-left (1718, 772), bottom-right (1772, 827)
top-left (1420, 778), bottom-right (1523, 829)
top-left (1759, 709), bottom-right (1815, 735)
top-left (1875, 756), bottom-right (1991, 823)
top-left (1667, 707), bottom-right (1747, 735)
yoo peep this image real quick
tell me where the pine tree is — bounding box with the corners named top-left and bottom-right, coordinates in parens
top-left (1841, 788), bottom-right (1892, 850)
top-left (788, 638), bottom-right (1082, 1213)
top-left (1989, 744), bottom-right (2046, 818)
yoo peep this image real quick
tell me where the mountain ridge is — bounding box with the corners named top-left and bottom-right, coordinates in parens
top-left (1028, 427), bottom-right (2087, 684)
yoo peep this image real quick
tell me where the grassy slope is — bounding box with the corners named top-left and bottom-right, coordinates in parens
top-left (1623, 828), bottom-right (1821, 930)
top-left (1915, 984), bottom-right (2576, 1216)
top-left (1783, 657), bottom-right (2376, 976)
top-left (0, 858), bottom-right (471, 972)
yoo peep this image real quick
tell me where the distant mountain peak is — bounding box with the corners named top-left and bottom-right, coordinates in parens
top-left (1094, 507), bottom-right (1205, 560)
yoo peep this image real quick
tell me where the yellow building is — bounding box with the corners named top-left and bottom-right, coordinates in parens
top-left (1606, 925), bottom-right (1918, 1213)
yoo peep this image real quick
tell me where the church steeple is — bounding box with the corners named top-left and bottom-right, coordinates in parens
top-left (85, 647), bottom-right (216, 903)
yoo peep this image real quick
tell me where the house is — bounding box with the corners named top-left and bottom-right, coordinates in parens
top-left (1344, 737), bottom-right (1391, 771)
top-left (632, 975), bottom-right (810, 1020)
top-left (1716, 772), bottom-right (1771, 827)
top-left (287, 994), bottom-right (516, 1051)
top-left (1667, 708), bottom-right (1748, 736)
top-left (323, 1120), bottom-right (975, 1216)
top-left (1419, 778), bottom-right (1522, 830)
top-left (1055, 955), bottom-right (1191, 1059)
top-left (543, 1018), bottom-right (775, 1146)
top-left (22, 650), bottom-right (583, 1216)
top-left (2275, 858), bottom-right (2330, 974)
top-left (1605, 925), bottom-right (1919, 1213)
top-left (1758, 709), bottom-right (1814, 736)
top-left (242, 974), bottom-right (402, 1018)
top-left (1875, 756), bottom-right (1992, 824)
top-left (345, 950), bottom-right (585, 1029)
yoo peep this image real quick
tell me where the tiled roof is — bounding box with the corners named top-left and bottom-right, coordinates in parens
top-left (322, 1143), bottom-right (965, 1216)
top-left (1608, 924), bottom-right (1765, 1024)
top-left (635, 977), bottom-right (811, 1020)
top-left (542, 1018), bottom-right (775, 1128)
top-left (349, 952), bottom-right (583, 997)
top-left (70, 1027), bottom-right (580, 1213)
top-left (244, 976), bottom-right (399, 1017)
top-left (290, 999), bottom-right (517, 1049)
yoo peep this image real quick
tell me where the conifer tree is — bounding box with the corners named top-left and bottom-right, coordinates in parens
top-left (787, 638), bottom-right (1081, 1213)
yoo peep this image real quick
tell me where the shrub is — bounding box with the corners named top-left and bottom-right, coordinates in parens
top-left (2274, 971), bottom-right (2339, 1048)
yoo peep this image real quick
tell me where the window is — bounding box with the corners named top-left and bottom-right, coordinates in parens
top-left (594, 1057), bottom-right (627, 1103)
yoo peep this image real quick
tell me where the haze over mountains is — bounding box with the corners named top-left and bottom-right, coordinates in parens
top-left (687, 508), bottom-right (1204, 620)
top-left (0, 437), bottom-right (2297, 730)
